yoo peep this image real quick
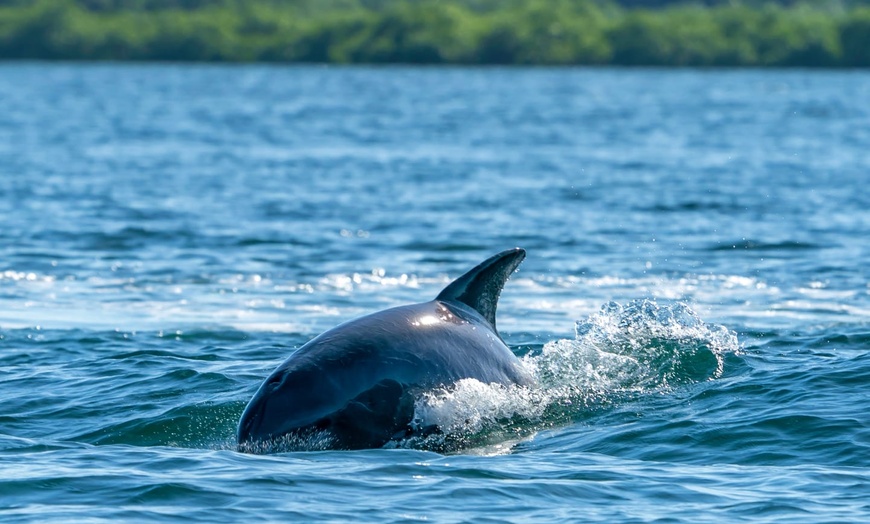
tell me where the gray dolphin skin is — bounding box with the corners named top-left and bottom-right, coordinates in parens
top-left (237, 248), bottom-right (533, 451)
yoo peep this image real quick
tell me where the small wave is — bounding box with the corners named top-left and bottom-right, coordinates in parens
top-left (708, 239), bottom-right (822, 252)
top-left (402, 299), bottom-right (739, 452)
top-left (643, 201), bottom-right (746, 213)
top-left (77, 400), bottom-right (243, 449)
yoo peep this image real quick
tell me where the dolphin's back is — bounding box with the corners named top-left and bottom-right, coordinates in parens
top-left (287, 299), bottom-right (530, 392)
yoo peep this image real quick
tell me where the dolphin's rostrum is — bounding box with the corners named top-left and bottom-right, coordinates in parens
top-left (237, 248), bottom-right (533, 451)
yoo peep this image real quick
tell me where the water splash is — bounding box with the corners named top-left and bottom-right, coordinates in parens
top-left (555, 299), bottom-right (738, 390)
top-left (238, 429), bottom-right (336, 454)
top-left (405, 299), bottom-right (739, 452)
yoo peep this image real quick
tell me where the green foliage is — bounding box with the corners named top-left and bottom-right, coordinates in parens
top-left (607, 5), bottom-right (845, 66)
top-left (473, 0), bottom-right (612, 64)
top-left (0, 0), bottom-right (868, 66)
top-left (841, 7), bottom-right (870, 65)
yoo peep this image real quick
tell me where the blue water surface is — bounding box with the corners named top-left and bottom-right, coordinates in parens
top-left (1, 64), bottom-right (869, 522)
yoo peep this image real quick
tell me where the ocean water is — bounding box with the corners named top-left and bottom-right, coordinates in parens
top-left (1, 64), bottom-right (869, 522)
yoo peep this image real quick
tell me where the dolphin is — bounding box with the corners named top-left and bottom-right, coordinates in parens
top-left (237, 248), bottom-right (533, 451)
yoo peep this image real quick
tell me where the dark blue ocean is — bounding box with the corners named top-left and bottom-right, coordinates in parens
top-left (1, 64), bottom-right (869, 522)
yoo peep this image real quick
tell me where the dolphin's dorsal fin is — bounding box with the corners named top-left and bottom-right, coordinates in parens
top-left (435, 248), bottom-right (525, 331)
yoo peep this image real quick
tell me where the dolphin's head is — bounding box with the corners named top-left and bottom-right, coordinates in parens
top-left (237, 335), bottom-right (418, 452)
top-left (237, 363), bottom-right (343, 451)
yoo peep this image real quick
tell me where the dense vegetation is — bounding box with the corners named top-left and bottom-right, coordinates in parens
top-left (1, 0), bottom-right (868, 66)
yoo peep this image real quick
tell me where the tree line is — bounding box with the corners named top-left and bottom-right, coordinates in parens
top-left (1, 0), bottom-right (868, 66)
